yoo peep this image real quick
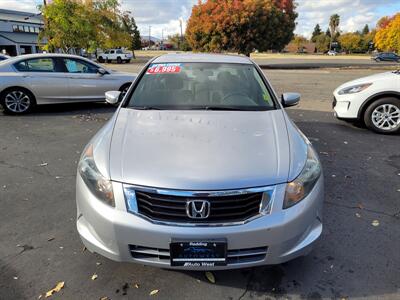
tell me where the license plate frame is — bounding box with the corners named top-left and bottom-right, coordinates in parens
top-left (170, 239), bottom-right (227, 267)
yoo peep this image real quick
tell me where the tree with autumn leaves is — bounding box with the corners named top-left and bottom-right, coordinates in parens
top-left (185, 0), bottom-right (297, 56)
top-left (374, 13), bottom-right (400, 53)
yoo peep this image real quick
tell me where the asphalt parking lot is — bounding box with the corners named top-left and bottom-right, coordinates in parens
top-left (0, 65), bottom-right (399, 300)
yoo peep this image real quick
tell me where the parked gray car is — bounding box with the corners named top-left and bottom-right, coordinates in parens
top-left (0, 53), bottom-right (136, 114)
top-left (76, 54), bottom-right (324, 270)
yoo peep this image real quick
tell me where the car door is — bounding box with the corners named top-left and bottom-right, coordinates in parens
top-left (13, 57), bottom-right (70, 104)
top-left (63, 57), bottom-right (119, 102)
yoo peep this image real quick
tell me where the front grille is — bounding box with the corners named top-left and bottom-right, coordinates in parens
top-left (135, 191), bottom-right (263, 223)
top-left (129, 245), bottom-right (267, 265)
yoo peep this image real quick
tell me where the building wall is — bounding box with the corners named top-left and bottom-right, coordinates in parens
top-left (0, 10), bottom-right (44, 56)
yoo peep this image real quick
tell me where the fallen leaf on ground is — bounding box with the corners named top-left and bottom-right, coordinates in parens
top-left (357, 203), bottom-right (364, 209)
top-left (39, 162), bottom-right (48, 167)
top-left (37, 295), bottom-right (42, 299)
top-left (82, 246), bottom-right (87, 252)
top-left (45, 281), bottom-right (64, 298)
top-left (96, 262), bottom-right (101, 266)
top-left (91, 274), bottom-right (98, 280)
top-left (355, 213), bottom-right (361, 218)
top-left (371, 220), bottom-right (379, 227)
top-left (99, 297), bottom-right (109, 300)
top-left (133, 283), bottom-right (139, 288)
top-left (205, 271), bottom-right (215, 283)
top-left (149, 289), bottom-right (159, 296)
top-left (47, 237), bottom-right (55, 242)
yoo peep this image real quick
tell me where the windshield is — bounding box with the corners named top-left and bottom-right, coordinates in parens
top-left (126, 62), bottom-right (275, 110)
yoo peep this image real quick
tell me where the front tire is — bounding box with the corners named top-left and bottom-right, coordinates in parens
top-left (98, 56), bottom-right (104, 63)
top-left (119, 83), bottom-right (131, 102)
top-left (117, 57), bottom-right (122, 64)
top-left (0, 87), bottom-right (35, 115)
top-left (364, 97), bottom-right (400, 134)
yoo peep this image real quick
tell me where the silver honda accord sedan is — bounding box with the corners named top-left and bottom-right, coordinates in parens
top-left (0, 53), bottom-right (136, 114)
top-left (76, 54), bottom-right (324, 270)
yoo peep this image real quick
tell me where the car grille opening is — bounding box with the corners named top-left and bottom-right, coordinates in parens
top-left (129, 245), bottom-right (267, 265)
top-left (134, 191), bottom-right (263, 224)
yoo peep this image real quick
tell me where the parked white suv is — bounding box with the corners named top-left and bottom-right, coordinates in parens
top-left (97, 49), bottom-right (132, 64)
top-left (333, 70), bottom-right (400, 134)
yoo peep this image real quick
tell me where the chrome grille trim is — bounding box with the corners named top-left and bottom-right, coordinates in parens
top-left (123, 184), bottom-right (276, 227)
top-left (129, 245), bottom-right (267, 265)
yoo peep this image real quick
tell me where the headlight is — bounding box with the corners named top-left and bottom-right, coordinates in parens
top-left (338, 83), bottom-right (372, 95)
top-left (283, 145), bottom-right (321, 209)
top-left (78, 144), bottom-right (115, 207)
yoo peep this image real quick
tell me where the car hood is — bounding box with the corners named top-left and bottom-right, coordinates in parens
top-left (109, 108), bottom-right (291, 190)
top-left (335, 71), bottom-right (398, 93)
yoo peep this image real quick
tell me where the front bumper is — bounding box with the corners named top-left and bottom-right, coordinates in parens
top-left (333, 91), bottom-right (368, 120)
top-left (76, 175), bottom-right (324, 270)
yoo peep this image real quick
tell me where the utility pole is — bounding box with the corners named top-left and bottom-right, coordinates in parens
top-left (179, 18), bottom-right (183, 49)
top-left (148, 25), bottom-right (151, 48)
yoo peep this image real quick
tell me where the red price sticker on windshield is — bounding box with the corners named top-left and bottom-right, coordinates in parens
top-left (147, 63), bottom-right (182, 74)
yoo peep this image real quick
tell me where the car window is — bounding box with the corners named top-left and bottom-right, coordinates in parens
top-left (116, 49), bottom-right (123, 54)
top-left (14, 58), bottom-right (55, 72)
top-left (127, 62), bottom-right (275, 110)
top-left (63, 58), bottom-right (98, 74)
top-left (110, 50), bottom-right (115, 54)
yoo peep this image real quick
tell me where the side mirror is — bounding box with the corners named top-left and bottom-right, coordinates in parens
top-left (281, 92), bottom-right (300, 107)
top-left (97, 68), bottom-right (107, 76)
top-left (105, 91), bottom-right (121, 105)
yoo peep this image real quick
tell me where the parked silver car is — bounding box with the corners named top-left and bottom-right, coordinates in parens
top-left (0, 54), bottom-right (10, 61)
top-left (76, 54), bottom-right (324, 270)
top-left (0, 53), bottom-right (136, 114)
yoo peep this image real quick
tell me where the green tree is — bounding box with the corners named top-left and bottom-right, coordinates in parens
top-left (325, 28), bottom-right (331, 37)
top-left (315, 34), bottom-right (330, 53)
top-left (362, 24), bottom-right (369, 35)
top-left (329, 14), bottom-right (340, 50)
top-left (39, 0), bottom-right (131, 53)
top-left (169, 34), bottom-right (192, 51)
top-left (361, 29), bottom-right (375, 52)
top-left (311, 24), bottom-right (322, 42)
top-left (91, 0), bottom-right (131, 50)
top-left (186, 0), bottom-right (297, 56)
top-left (121, 12), bottom-right (141, 57)
top-left (39, 0), bottom-right (94, 52)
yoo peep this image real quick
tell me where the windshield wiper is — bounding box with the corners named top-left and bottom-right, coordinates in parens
top-left (132, 106), bottom-right (162, 110)
top-left (203, 106), bottom-right (247, 111)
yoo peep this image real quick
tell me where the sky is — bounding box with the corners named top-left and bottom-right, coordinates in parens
top-left (1, 0), bottom-right (400, 39)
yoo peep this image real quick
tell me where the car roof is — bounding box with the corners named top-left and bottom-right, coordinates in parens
top-left (6, 53), bottom-right (86, 60)
top-left (152, 53), bottom-right (253, 64)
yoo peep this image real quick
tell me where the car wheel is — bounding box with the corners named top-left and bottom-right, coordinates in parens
top-left (119, 83), bottom-right (131, 101)
top-left (117, 57), bottom-right (122, 64)
top-left (98, 56), bottom-right (104, 63)
top-left (125, 59), bottom-right (131, 63)
top-left (0, 87), bottom-right (35, 115)
top-left (364, 97), bottom-right (400, 134)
